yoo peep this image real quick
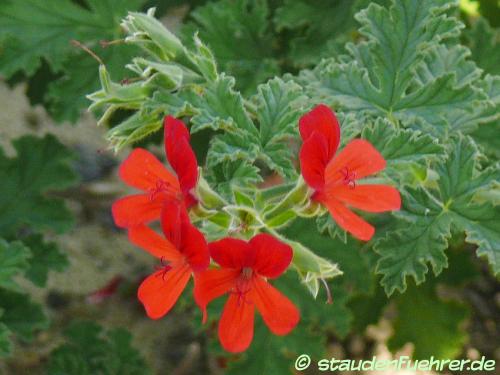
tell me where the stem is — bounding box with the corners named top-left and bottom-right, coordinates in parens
top-left (264, 177), bottom-right (309, 219)
top-left (259, 182), bottom-right (296, 201)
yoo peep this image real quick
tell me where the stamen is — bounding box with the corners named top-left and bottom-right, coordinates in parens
top-left (100, 39), bottom-right (125, 48)
top-left (339, 167), bottom-right (356, 189)
top-left (231, 268), bottom-right (253, 306)
top-left (148, 179), bottom-right (177, 201)
top-left (155, 257), bottom-right (172, 281)
top-left (320, 278), bottom-right (333, 304)
top-left (71, 40), bottom-right (103, 65)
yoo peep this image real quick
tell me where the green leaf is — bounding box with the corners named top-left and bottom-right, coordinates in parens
top-left (375, 187), bottom-right (452, 295)
top-left (205, 76), bottom-right (308, 180)
top-left (300, 0), bottom-right (492, 136)
top-left (208, 160), bottom-right (263, 196)
top-left (0, 0), bottom-right (97, 75)
top-left (0, 135), bottom-right (78, 237)
top-left (254, 78), bottom-right (305, 149)
top-left (389, 283), bottom-right (469, 359)
top-left (0, 322), bottom-right (11, 357)
top-left (23, 235), bottom-right (69, 288)
top-left (274, 0), bottom-right (372, 67)
top-left (0, 0), bottom-right (146, 122)
top-left (470, 75), bottom-right (500, 158)
top-left (0, 239), bottom-right (31, 292)
top-left (252, 77), bottom-right (306, 177)
top-left (316, 213), bottom-right (349, 243)
top-left (375, 136), bottom-right (500, 295)
top-left (0, 289), bottom-right (48, 341)
top-left (226, 317), bottom-right (325, 375)
top-left (46, 321), bottom-right (151, 375)
top-left (464, 17), bottom-right (500, 75)
top-left (348, 284), bottom-right (388, 333)
top-left (361, 119), bottom-right (444, 180)
top-left (189, 75), bottom-right (257, 136)
top-left (182, 0), bottom-right (279, 94)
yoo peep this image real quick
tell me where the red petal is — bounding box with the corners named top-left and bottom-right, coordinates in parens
top-left (164, 116), bottom-right (190, 142)
top-left (329, 184), bottom-right (401, 213)
top-left (318, 195), bottom-right (375, 241)
top-left (137, 264), bottom-right (191, 319)
top-left (209, 238), bottom-right (255, 269)
top-left (250, 276), bottom-right (299, 335)
top-left (160, 200), bottom-right (183, 249)
top-left (164, 116), bottom-right (198, 193)
top-left (128, 225), bottom-right (182, 261)
top-left (299, 104), bottom-right (340, 157)
top-left (112, 194), bottom-right (163, 228)
top-left (119, 148), bottom-right (179, 191)
top-left (194, 268), bottom-right (240, 322)
top-left (325, 139), bottom-right (386, 184)
top-left (180, 222), bottom-right (209, 272)
top-left (299, 131), bottom-right (330, 190)
top-left (249, 234), bottom-right (292, 279)
top-left (218, 293), bottom-right (255, 353)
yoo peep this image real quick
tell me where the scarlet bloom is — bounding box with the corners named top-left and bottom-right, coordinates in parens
top-left (194, 234), bottom-right (300, 353)
top-left (299, 104), bottom-right (401, 241)
top-left (112, 116), bottom-right (198, 228)
top-left (128, 200), bottom-right (209, 319)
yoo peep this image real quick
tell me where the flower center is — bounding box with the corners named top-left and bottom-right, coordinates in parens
top-left (339, 166), bottom-right (356, 189)
top-left (154, 256), bottom-right (172, 280)
top-left (231, 268), bottom-right (253, 306)
top-left (148, 179), bottom-right (178, 201)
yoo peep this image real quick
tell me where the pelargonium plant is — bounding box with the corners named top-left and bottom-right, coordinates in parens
top-left (82, 1), bottom-right (499, 362)
top-left (111, 103), bottom-right (399, 352)
top-left (1, 0), bottom-right (499, 372)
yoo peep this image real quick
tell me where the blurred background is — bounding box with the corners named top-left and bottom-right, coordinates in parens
top-left (0, 0), bottom-right (499, 374)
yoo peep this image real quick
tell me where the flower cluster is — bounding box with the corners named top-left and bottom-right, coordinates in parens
top-left (112, 105), bottom-right (400, 353)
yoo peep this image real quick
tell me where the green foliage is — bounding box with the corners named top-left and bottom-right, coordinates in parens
top-left (375, 136), bottom-right (500, 295)
top-left (389, 283), bottom-right (469, 359)
top-left (71, 0), bottom-right (500, 368)
top-left (274, 0), bottom-right (376, 66)
top-left (182, 0), bottom-right (380, 95)
top-left (46, 321), bottom-right (151, 375)
top-left (361, 120), bottom-right (445, 178)
top-left (0, 237), bottom-right (56, 356)
top-left (0, 135), bottom-right (76, 358)
top-left (251, 78), bottom-right (306, 177)
top-left (0, 0), bottom-right (146, 122)
top-left (0, 322), bottom-right (11, 357)
top-left (226, 316), bottom-right (324, 375)
top-left (89, 11), bottom-right (309, 186)
top-left (182, 0), bottom-right (280, 95)
top-left (23, 234), bottom-right (69, 288)
top-left (0, 240), bottom-right (31, 292)
top-left (464, 17), bottom-right (500, 159)
top-left (464, 17), bottom-right (500, 75)
top-left (0, 289), bottom-right (49, 342)
top-left (0, 0), bottom-right (486, 372)
top-left (0, 135), bottom-right (78, 237)
top-left (299, 0), bottom-right (496, 136)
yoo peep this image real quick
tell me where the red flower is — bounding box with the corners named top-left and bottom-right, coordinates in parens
top-left (299, 104), bottom-right (401, 241)
top-left (194, 234), bottom-right (300, 353)
top-left (112, 116), bottom-right (198, 228)
top-left (128, 200), bottom-right (209, 319)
